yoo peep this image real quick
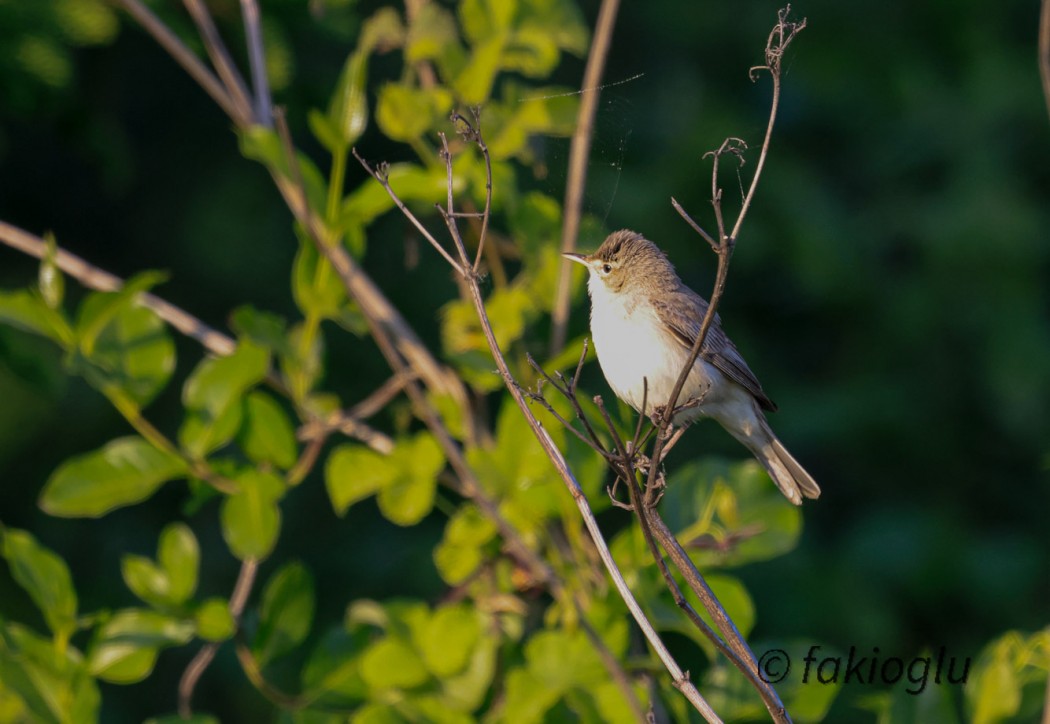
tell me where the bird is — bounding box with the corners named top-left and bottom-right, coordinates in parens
top-left (563, 229), bottom-right (820, 505)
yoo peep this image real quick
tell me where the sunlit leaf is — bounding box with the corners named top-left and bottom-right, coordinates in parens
top-left (40, 436), bottom-right (187, 517)
top-left (375, 83), bottom-right (453, 141)
top-left (359, 638), bottom-right (429, 690)
top-left (966, 629), bottom-right (1050, 724)
top-left (0, 529), bottom-right (77, 640)
top-left (87, 609), bottom-right (194, 683)
top-left (415, 604), bottom-right (480, 678)
top-left (325, 444), bottom-right (397, 516)
top-left (0, 622), bottom-right (99, 724)
top-left (75, 271), bottom-right (166, 358)
top-left (194, 598), bottom-right (234, 642)
top-left (220, 470), bottom-right (285, 560)
top-left (0, 288), bottom-right (74, 347)
top-left (239, 391), bottom-right (298, 470)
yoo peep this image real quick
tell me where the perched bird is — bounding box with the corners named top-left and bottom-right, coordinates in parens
top-left (563, 229), bottom-right (820, 505)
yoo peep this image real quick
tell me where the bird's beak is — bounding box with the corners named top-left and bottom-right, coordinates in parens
top-left (562, 252), bottom-right (589, 266)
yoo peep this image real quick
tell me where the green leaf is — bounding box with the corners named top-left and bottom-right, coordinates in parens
top-left (121, 556), bottom-right (170, 609)
top-left (292, 238), bottom-right (346, 318)
top-left (454, 36), bottom-right (504, 105)
top-left (376, 433), bottom-right (444, 526)
top-left (178, 399), bottom-right (244, 460)
top-left (194, 598), bottom-right (234, 642)
top-left (327, 50), bottom-right (369, 148)
top-left (1, 529), bottom-right (77, 640)
top-left (220, 469), bottom-right (285, 560)
top-left (239, 391), bottom-right (298, 470)
top-left (0, 288), bottom-right (74, 347)
top-left (122, 522), bottom-right (200, 610)
top-left (375, 83), bottom-right (453, 141)
top-left (416, 604), bottom-right (480, 678)
top-left (40, 436), bottom-right (187, 517)
top-left (433, 505), bottom-right (497, 585)
top-left (0, 621), bottom-right (100, 724)
top-left (180, 339), bottom-right (269, 459)
top-left (158, 523), bottom-right (199, 605)
top-left (325, 444), bottom-right (397, 516)
top-left (183, 340), bottom-right (270, 415)
top-left (661, 458), bottom-right (803, 568)
top-left (966, 629), bottom-right (1050, 724)
top-left (253, 561), bottom-right (315, 667)
top-left (75, 270), bottom-right (166, 358)
top-left (87, 609), bottom-right (194, 683)
top-left (405, 3), bottom-right (465, 80)
top-left (77, 299), bottom-right (176, 407)
top-left (359, 638), bottom-right (429, 690)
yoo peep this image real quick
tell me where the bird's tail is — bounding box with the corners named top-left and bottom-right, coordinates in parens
top-left (741, 420), bottom-right (821, 506)
top-left (760, 432), bottom-right (823, 505)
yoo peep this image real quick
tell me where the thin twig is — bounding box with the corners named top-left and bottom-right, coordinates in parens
top-left (182, 0), bottom-right (255, 123)
top-left (239, 0), bottom-right (273, 127)
top-left (113, 0), bottom-right (247, 125)
top-left (427, 121), bottom-right (721, 723)
top-left (179, 558), bottom-right (259, 717)
top-left (351, 148), bottom-right (465, 275)
top-left (549, 0), bottom-right (623, 356)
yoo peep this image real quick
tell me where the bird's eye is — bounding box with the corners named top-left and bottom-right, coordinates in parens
top-left (601, 263), bottom-right (612, 274)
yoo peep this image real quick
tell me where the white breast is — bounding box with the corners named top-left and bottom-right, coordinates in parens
top-left (587, 276), bottom-right (715, 418)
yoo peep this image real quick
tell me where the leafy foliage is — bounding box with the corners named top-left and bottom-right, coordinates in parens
top-left (0, 0), bottom-right (1045, 721)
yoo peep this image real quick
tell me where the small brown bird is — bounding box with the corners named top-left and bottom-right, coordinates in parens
top-left (564, 229), bottom-right (820, 505)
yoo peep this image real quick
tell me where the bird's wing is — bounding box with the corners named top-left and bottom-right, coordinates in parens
top-left (652, 289), bottom-right (778, 412)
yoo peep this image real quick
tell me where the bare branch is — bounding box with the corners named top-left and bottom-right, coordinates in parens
top-left (114, 0), bottom-right (247, 125)
top-left (239, 0), bottom-right (273, 127)
top-left (424, 123), bottom-right (721, 723)
top-left (0, 221), bottom-right (392, 456)
top-left (182, 0), bottom-right (255, 123)
top-left (179, 558), bottom-right (259, 717)
top-left (550, 0), bottom-right (623, 356)
top-left (351, 148), bottom-right (466, 275)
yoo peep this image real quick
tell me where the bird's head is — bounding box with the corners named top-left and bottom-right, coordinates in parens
top-left (563, 229), bottom-right (675, 295)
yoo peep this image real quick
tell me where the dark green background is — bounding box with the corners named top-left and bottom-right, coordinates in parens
top-left (1, 0), bottom-right (1047, 720)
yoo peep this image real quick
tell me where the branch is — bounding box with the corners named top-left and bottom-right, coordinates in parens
top-left (0, 221), bottom-right (392, 456)
top-left (549, 0), bottom-right (622, 356)
top-left (181, 0), bottom-right (255, 123)
top-left (179, 558), bottom-right (259, 717)
top-left (113, 0), bottom-right (247, 125)
top-left (420, 120), bottom-right (720, 722)
top-left (239, 0), bottom-right (273, 127)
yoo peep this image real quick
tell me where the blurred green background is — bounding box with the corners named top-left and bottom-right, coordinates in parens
top-left (0, 0), bottom-right (1047, 721)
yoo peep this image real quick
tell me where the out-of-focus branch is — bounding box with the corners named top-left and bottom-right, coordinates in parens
top-left (0, 220), bottom-right (234, 354)
top-left (179, 558), bottom-right (259, 717)
top-left (113, 0), bottom-right (247, 125)
top-left (549, 0), bottom-right (622, 357)
top-left (0, 221), bottom-right (393, 455)
top-left (239, 0), bottom-right (273, 127)
top-left (1040, 0), bottom-right (1050, 122)
top-left (182, 0), bottom-right (255, 122)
